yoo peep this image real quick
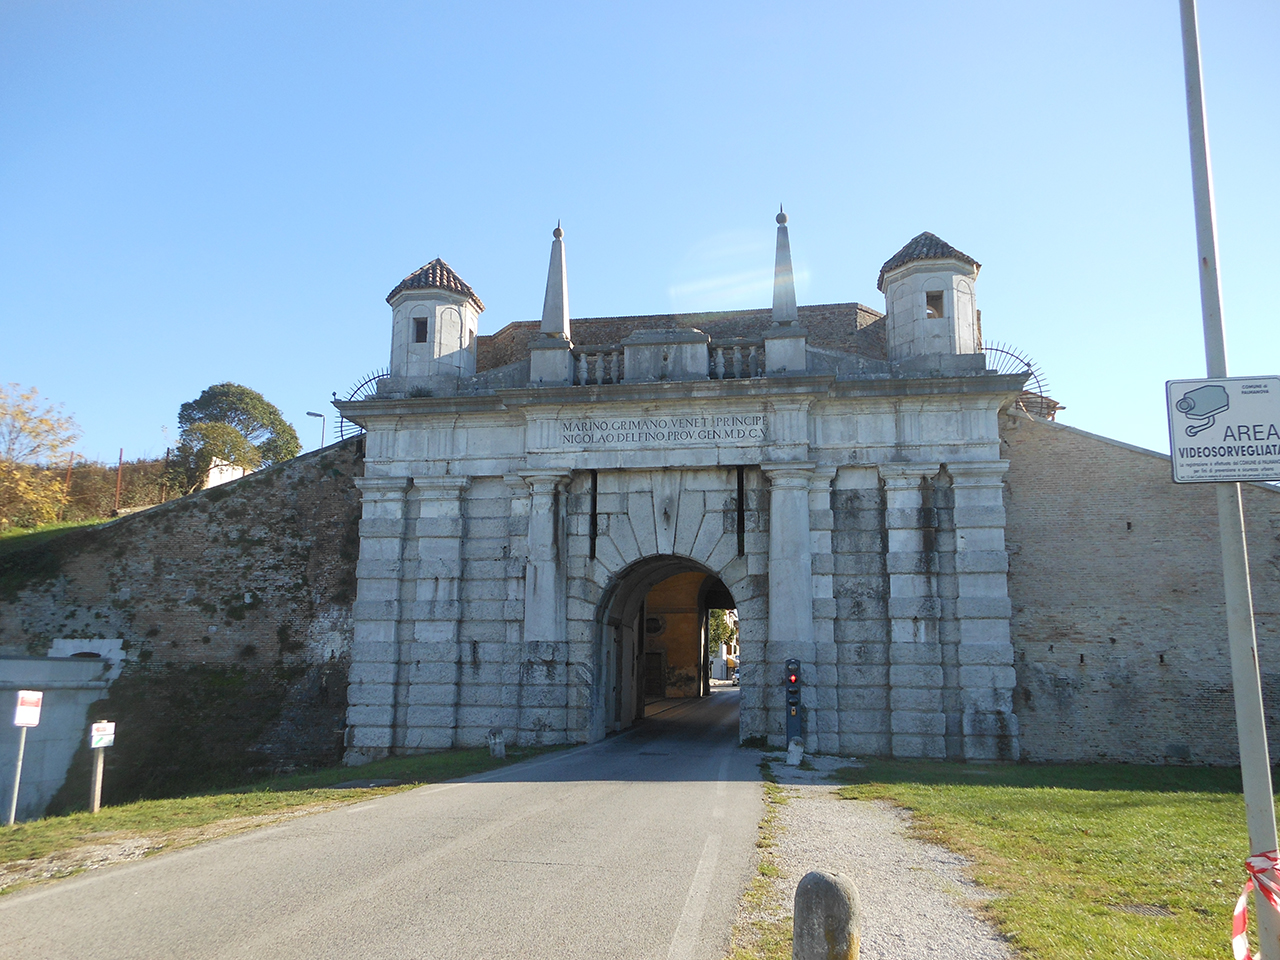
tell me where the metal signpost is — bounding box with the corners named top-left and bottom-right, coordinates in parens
top-left (89, 721), bottom-right (115, 814)
top-left (8, 690), bottom-right (43, 827)
top-left (1179, 2), bottom-right (1280, 957)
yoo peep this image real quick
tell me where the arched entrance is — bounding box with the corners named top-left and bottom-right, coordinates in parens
top-left (595, 555), bottom-right (738, 735)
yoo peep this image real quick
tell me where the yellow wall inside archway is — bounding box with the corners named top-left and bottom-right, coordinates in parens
top-left (643, 571), bottom-right (706, 698)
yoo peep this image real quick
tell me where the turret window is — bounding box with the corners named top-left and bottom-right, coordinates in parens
top-left (926, 290), bottom-right (944, 319)
top-left (414, 319), bottom-right (430, 343)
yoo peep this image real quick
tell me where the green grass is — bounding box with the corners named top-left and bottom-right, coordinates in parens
top-left (727, 779), bottom-right (794, 960)
top-left (834, 761), bottom-right (1259, 960)
top-left (2, 745), bottom-right (562, 889)
top-left (0, 519), bottom-right (101, 556)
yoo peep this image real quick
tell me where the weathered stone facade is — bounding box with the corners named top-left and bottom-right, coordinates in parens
top-left (339, 224), bottom-right (1026, 762)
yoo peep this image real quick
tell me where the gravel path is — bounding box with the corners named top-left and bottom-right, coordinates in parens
top-left (757, 755), bottom-right (1015, 960)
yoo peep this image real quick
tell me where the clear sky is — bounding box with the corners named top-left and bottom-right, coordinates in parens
top-left (2, 1), bottom-right (1276, 464)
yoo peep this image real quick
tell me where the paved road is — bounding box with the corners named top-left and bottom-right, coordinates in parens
top-left (1, 689), bottom-right (762, 960)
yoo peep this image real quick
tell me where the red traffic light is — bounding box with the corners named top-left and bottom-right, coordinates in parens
top-left (787, 673), bottom-right (798, 684)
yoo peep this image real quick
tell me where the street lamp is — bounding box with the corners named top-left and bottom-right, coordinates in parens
top-left (306, 411), bottom-right (325, 449)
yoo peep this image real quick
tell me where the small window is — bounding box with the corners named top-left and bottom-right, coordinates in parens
top-left (414, 318), bottom-right (430, 343)
top-left (926, 290), bottom-right (944, 319)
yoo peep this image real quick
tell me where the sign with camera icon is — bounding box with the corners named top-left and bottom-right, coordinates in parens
top-left (1167, 376), bottom-right (1280, 483)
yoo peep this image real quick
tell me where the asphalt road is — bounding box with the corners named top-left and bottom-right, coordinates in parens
top-left (1, 688), bottom-right (762, 960)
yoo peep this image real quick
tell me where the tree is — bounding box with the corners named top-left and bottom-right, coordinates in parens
top-left (178, 383), bottom-right (300, 465)
top-left (708, 609), bottom-right (737, 658)
top-left (0, 384), bottom-right (80, 529)
top-left (167, 383), bottom-right (298, 495)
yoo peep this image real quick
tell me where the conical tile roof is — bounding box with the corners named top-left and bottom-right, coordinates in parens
top-left (877, 232), bottom-right (979, 292)
top-left (386, 258), bottom-right (485, 310)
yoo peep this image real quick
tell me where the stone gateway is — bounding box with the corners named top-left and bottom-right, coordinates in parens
top-left (340, 217), bottom-right (1030, 764)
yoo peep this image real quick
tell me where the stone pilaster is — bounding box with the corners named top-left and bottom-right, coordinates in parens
top-left (345, 475), bottom-right (412, 764)
top-left (517, 471), bottom-right (571, 744)
top-left (949, 461), bottom-right (1020, 760)
top-left (762, 462), bottom-right (815, 746)
top-left (809, 466), bottom-right (838, 753)
top-left (881, 463), bottom-right (945, 759)
top-left (503, 475), bottom-right (531, 713)
top-left (399, 476), bottom-right (470, 751)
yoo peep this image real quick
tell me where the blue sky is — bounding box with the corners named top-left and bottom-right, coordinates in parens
top-left (2, 1), bottom-right (1276, 463)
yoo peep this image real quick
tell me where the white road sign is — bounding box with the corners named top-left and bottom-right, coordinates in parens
top-left (1167, 376), bottom-right (1280, 483)
top-left (90, 721), bottom-right (116, 749)
top-left (13, 690), bottom-right (43, 727)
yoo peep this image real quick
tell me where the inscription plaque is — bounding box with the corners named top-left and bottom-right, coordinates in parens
top-left (557, 414), bottom-right (766, 447)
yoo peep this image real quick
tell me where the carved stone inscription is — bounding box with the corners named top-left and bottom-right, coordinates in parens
top-left (558, 413), bottom-right (766, 447)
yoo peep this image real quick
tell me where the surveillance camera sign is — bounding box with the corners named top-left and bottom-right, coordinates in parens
top-left (1167, 377), bottom-right (1280, 483)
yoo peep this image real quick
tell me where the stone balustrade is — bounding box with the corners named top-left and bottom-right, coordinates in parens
top-left (568, 339), bottom-right (768, 385)
top-left (572, 346), bottom-right (624, 385)
top-left (709, 339), bottom-right (766, 380)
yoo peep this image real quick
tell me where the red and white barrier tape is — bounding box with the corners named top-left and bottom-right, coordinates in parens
top-left (1233, 851), bottom-right (1280, 960)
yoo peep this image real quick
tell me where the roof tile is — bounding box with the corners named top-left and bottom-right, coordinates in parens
top-left (386, 258), bottom-right (485, 310)
top-left (877, 233), bottom-right (979, 292)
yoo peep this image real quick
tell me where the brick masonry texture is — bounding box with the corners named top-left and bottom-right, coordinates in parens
top-left (1002, 411), bottom-right (1280, 763)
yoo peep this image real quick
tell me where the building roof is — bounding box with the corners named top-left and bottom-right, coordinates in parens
top-left (386, 258), bottom-right (485, 310)
top-left (476, 302), bottom-right (886, 373)
top-left (877, 232), bottom-right (980, 292)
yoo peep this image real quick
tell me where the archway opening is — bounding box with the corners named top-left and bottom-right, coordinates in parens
top-left (596, 556), bottom-right (737, 735)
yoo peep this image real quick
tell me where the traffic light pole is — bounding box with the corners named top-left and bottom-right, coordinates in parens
top-left (785, 659), bottom-right (802, 744)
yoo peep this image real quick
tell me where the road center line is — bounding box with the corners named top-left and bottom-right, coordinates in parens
top-left (667, 755), bottom-right (731, 960)
top-left (666, 832), bottom-right (722, 960)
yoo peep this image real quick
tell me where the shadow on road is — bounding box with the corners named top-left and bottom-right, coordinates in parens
top-left (468, 688), bottom-right (764, 785)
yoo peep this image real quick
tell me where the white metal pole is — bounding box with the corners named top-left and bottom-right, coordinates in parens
top-left (90, 746), bottom-right (105, 814)
top-left (7, 726), bottom-right (26, 827)
top-left (1179, 2), bottom-right (1279, 956)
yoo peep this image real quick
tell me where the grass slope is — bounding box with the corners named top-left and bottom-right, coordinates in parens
top-left (835, 761), bottom-right (1258, 960)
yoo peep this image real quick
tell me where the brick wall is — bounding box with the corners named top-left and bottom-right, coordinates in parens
top-left (1003, 411), bottom-right (1280, 762)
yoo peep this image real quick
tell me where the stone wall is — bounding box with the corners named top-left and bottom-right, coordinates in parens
top-left (1002, 410), bottom-right (1280, 763)
top-left (643, 571), bottom-right (709, 698)
top-left (0, 439), bottom-right (364, 801)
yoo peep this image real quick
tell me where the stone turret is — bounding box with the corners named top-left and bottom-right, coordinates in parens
top-left (878, 232), bottom-right (981, 366)
top-left (385, 259), bottom-right (484, 395)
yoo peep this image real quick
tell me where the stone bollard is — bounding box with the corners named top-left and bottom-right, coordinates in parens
top-left (487, 726), bottom-right (506, 759)
top-left (786, 737), bottom-right (804, 766)
top-left (792, 870), bottom-right (861, 960)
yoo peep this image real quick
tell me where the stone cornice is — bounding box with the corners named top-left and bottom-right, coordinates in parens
top-left (409, 476), bottom-right (472, 498)
top-left (354, 476), bottom-right (413, 496)
top-left (760, 461), bottom-right (818, 486)
top-left (499, 375), bottom-right (834, 406)
top-left (946, 460), bottom-right (1010, 484)
top-left (878, 463), bottom-right (942, 485)
top-left (827, 372), bottom-right (1028, 400)
top-left (336, 371), bottom-right (1030, 428)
